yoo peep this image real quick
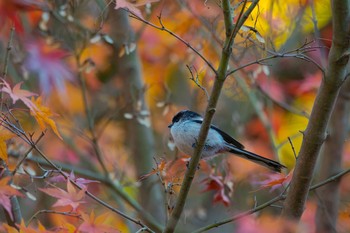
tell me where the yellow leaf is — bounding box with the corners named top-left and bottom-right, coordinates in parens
top-left (0, 140), bottom-right (8, 163)
top-left (0, 126), bottom-right (15, 163)
top-left (244, 0), bottom-right (331, 48)
top-left (30, 96), bottom-right (62, 140)
top-left (276, 93), bottom-right (314, 169)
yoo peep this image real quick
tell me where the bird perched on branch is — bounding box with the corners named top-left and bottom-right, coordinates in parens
top-left (168, 110), bottom-right (286, 173)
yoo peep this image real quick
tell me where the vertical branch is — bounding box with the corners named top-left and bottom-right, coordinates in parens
top-left (77, 69), bottom-right (109, 175)
top-left (108, 9), bottom-right (165, 226)
top-left (163, 1), bottom-right (259, 232)
top-left (1, 27), bottom-right (15, 108)
top-left (315, 77), bottom-right (350, 232)
top-left (282, 0), bottom-right (350, 220)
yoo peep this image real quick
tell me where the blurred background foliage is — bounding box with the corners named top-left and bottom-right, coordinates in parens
top-left (1, 0), bottom-right (350, 232)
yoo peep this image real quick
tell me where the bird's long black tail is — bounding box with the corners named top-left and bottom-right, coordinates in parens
top-left (228, 146), bottom-right (286, 173)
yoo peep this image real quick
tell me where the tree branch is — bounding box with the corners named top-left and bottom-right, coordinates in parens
top-left (163, 1), bottom-right (259, 232)
top-left (282, 0), bottom-right (350, 220)
top-left (193, 167), bottom-right (350, 233)
top-left (127, 10), bottom-right (217, 75)
top-left (315, 77), bottom-right (350, 232)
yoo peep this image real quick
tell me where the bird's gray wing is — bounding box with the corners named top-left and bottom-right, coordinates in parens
top-left (192, 119), bottom-right (244, 149)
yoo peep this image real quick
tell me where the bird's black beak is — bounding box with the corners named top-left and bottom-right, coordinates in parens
top-left (168, 123), bottom-right (173, 128)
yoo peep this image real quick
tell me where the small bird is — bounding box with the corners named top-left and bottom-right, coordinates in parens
top-left (168, 110), bottom-right (286, 173)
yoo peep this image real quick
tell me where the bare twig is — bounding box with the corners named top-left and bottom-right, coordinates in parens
top-left (162, 1), bottom-right (260, 232)
top-left (2, 27), bottom-right (15, 78)
top-left (227, 41), bottom-right (324, 76)
top-left (27, 210), bottom-right (82, 225)
top-left (77, 68), bottom-right (109, 176)
top-left (31, 143), bottom-right (156, 233)
top-left (186, 65), bottom-right (209, 101)
top-left (257, 85), bottom-right (310, 118)
top-left (12, 132), bottom-right (45, 176)
top-left (126, 10), bottom-right (217, 74)
top-left (282, 0), bottom-right (350, 220)
top-left (193, 167), bottom-right (350, 233)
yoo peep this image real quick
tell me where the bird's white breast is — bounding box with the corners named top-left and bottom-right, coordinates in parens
top-left (170, 120), bottom-right (224, 158)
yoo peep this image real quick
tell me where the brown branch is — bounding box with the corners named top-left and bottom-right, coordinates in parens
top-left (193, 167), bottom-right (350, 233)
top-left (162, 1), bottom-right (260, 232)
top-left (12, 132), bottom-right (45, 176)
top-left (31, 143), bottom-right (157, 233)
top-left (315, 77), bottom-right (350, 232)
top-left (282, 0), bottom-right (350, 220)
top-left (227, 41), bottom-right (323, 76)
top-left (27, 210), bottom-right (82, 225)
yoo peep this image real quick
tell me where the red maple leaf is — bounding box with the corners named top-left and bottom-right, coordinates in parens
top-left (202, 174), bottom-right (233, 206)
top-left (254, 170), bottom-right (293, 192)
top-left (0, 177), bottom-right (24, 220)
top-left (1, 80), bottom-right (38, 111)
top-left (39, 180), bottom-right (86, 211)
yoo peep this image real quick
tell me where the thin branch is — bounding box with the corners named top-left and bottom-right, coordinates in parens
top-left (31, 143), bottom-right (156, 233)
top-left (7, 137), bottom-right (163, 232)
top-left (227, 41), bottom-right (324, 76)
top-left (257, 85), bottom-right (310, 118)
top-left (77, 68), bottom-right (109, 176)
top-left (162, 1), bottom-right (260, 232)
top-left (282, 0), bottom-right (350, 220)
top-left (186, 65), bottom-right (209, 101)
top-left (193, 167), bottom-right (350, 233)
top-left (27, 210), bottom-right (82, 225)
top-left (126, 10), bottom-right (217, 74)
top-left (12, 132), bottom-right (45, 176)
top-left (2, 27), bottom-right (15, 78)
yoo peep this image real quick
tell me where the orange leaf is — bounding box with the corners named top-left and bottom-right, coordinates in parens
top-left (79, 211), bottom-right (120, 233)
top-left (139, 159), bottom-right (167, 181)
top-left (0, 126), bottom-right (15, 163)
top-left (17, 219), bottom-right (56, 233)
top-left (30, 96), bottom-right (62, 139)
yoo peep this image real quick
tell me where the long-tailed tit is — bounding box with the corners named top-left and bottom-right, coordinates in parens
top-left (168, 110), bottom-right (286, 173)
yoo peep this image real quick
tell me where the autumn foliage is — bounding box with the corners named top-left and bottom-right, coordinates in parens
top-left (0, 0), bottom-right (349, 233)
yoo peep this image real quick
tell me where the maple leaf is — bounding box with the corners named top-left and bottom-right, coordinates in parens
top-left (23, 39), bottom-right (73, 96)
top-left (39, 180), bottom-right (86, 211)
top-left (0, 177), bottom-right (24, 220)
top-left (139, 159), bottom-right (167, 181)
top-left (79, 211), bottom-right (120, 233)
top-left (57, 222), bottom-right (77, 233)
top-left (0, 79), bottom-right (38, 111)
top-left (16, 220), bottom-right (57, 233)
top-left (0, 223), bottom-right (18, 233)
top-left (202, 175), bottom-right (233, 206)
top-left (49, 171), bottom-right (99, 189)
top-left (30, 96), bottom-right (62, 139)
top-left (254, 170), bottom-right (293, 192)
